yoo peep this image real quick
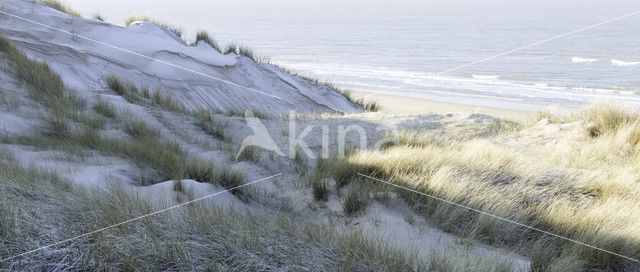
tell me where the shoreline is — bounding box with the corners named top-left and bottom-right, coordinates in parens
top-left (352, 91), bottom-right (532, 122)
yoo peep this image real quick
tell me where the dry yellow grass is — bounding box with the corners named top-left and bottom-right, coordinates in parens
top-left (317, 104), bottom-right (640, 271)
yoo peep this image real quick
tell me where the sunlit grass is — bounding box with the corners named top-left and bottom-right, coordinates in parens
top-left (313, 104), bottom-right (640, 271)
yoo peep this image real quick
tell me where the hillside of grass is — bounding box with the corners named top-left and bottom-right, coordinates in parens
top-left (310, 104), bottom-right (640, 271)
top-left (6, 1), bottom-right (638, 271)
top-left (0, 28), bottom-right (426, 271)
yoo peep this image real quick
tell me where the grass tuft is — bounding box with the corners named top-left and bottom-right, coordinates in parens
top-left (42, 0), bottom-right (81, 17)
top-left (287, 74), bottom-right (381, 112)
top-left (224, 43), bottom-right (270, 63)
top-left (195, 30), bottom-right (222, 53)
top-left (0, 35), bottom-right (75, 112)
top-left (172, 179), bottom-right (184, 192)
top-left (93, 14), bottom-right (105, 22)
top-left (106, 75), bottom-right (185, 113)
top-left (582, 103), bottom-right (637, 138)
top-left (338, 89), bottom-right (381, 112)
top-left (93, 96), bottom-right (117, 118)
top-left (226, 107), bottom-right (270, 118)
top-left (43, 116), bottom-right (70, 139)
top-left (151, 89), bottom-right (185, 112)
top-left (343, 182), bottom-right (369, 216)
top-left (484, 118), bottom-right (523, 135)
top-left (362, 99), bottom-right (381, 112)
top-left (223, 43), bottom-right (238, 55)
top-left (311, 178), bottom-right (330, 201)
top-left (106, 75), bottom-right (136, 97)
top-left (124, 120), bottom-right (161, 140)
top-left (196, 110), bottom-right (227, 140)
top-left (236, 146), bottom-right (262, 162)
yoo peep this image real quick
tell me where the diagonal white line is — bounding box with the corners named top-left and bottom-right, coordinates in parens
top-left (0, 10), bottom-right (283, 100)
top-left (357, 172), bottom-right (640, 264)
top-left (0, 173), bottom-right (283, 263)
top-left (437, 10), bottom-right (640, 75)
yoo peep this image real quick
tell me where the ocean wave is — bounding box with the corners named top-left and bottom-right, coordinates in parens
top-left (571, 57), bottom-right (598, 63)
top-left (612, 59), bottom-right (640, 66)
top-left (277, 61), bottom-right (635, 97)
top-left (471, 74), bottom-right (501, 80)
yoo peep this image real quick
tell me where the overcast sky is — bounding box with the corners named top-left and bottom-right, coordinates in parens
top-left (64, 0), bottom-right (640, 22)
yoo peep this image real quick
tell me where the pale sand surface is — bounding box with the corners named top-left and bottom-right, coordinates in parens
top-left (352, 91), bottom-right (532, 122)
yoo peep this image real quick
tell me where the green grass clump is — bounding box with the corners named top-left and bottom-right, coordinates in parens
top-left (93, 96), bottom-right (117, 118)
top-left (317, 156), bottom-right (361, 188)
top-left (106, 75), bottom-right (185, 113)
top-left (124, 120), bottom-right (161, 140)
top-left (192, 159), bottom-right (245, 187)
top-left (0, 35), bottom-right (75, 112)
top-left (195, 30), bottom-right (221, 53)
top-left (244, 108), bottom-right (271, 119)
top-left (427, 253), bottom-right (457, 272)
top-left (42, 0), bottom-right (81, 17)
top-left (223, 43), bottom-right (239, 55)
top-left (172, 179), bottom-right (184, 192)
top-left (223, 43), bottom-right (270, 63)
top-left (196, 110), bottom-right (227, 140)
top-left (225, 107), bottom-right (271, 119)
top-left (338, 89), bottom-right (381, 112)
top-left (236, 146), bottom-right (262, 162)
top-left (362, 99), bottom-right (381, 112)
top-left (17, 122), bottom-right (244, 188)
top-left (151, 90), bottom-right (185, 113)
top-left (343, 182), bottom-right (369, 216)
top-left (286, 73), bottom-right (381, 112)
top-left (106, 75), bottom-right (137, 97)
top-left (43, 116), bottom-right (71, 139)
top-left (293, 148), bottom-right (307, 172)
top-left (311, 178), bottom-right (329, 201)
top-left (94, 14), bottom-right (105, 22)
top-left (238, 46), bottom-right (257, 61)
top-left (0, 93), bottom-right (19, 111)
top-left (484, 119), bottom-right (523, 135)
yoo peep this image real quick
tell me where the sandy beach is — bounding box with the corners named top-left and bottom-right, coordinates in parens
top-left (352, 91), bottom-right (531, 122)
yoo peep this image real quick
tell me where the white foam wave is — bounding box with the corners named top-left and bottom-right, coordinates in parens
top-left (571, 57), bottom-right (598, 63)
top-left (612, 59), bottom-right (640, 66)
top-left (471, 74), bottom-right (501, 80)
top-left (278, 61), bottom-right (634, 100)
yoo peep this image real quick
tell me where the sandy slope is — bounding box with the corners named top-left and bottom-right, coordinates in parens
top-left (0, 1), bottom-right (533, 270)
top-left (0, 0), bottom-right (358, 114)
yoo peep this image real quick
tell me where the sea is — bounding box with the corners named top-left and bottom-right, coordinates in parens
top-left (64, 0), bottom-right (640, 112)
